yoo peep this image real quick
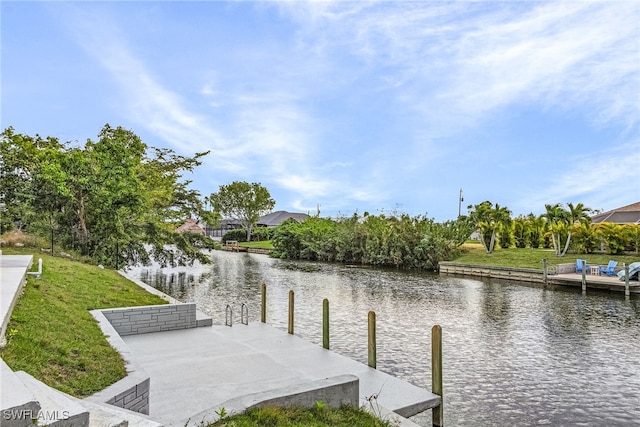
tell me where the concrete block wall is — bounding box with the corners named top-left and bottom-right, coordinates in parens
top-left (101, 304), bottom-right (197, 336)
top-left (188, 375), bottom-right (360, 426)
top-left (89, 309), bottom-right (152, 415)
top-left (104, 378), bottom-right (150, 415)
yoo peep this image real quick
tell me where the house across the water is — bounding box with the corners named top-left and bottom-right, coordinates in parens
top-left (591, 201), bottom-right (640, 225)
top-left (193, 210), bottom-right (309, 240)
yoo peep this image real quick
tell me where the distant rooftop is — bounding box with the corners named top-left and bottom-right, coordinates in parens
top-left (257, 211), bottom-right (309, 227)
top-left (591, 201), bottom-right (640, 224)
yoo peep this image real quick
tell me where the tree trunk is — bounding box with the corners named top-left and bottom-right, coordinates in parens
top-left (551, 232), bottom-right (559, 256)
top-left (77, 194), bottom-right (89, 254)
top-left (479, 231), bottom-right (490, 253)
top-left (488, 230), bottom-right (496, 253)
top-left (560, 231), bottom-right (572, 257)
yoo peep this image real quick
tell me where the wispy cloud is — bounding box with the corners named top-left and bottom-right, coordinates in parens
top-left (59, 3), bottom-right (320, 182)
top-left (281, 1), bottom-right (639, 130)
top-left (48, 1), bottom-right (638, 217)
top-left (517, 140), bottom-right (640, 213)
top-left (60, 6), bottom-right (229, 156)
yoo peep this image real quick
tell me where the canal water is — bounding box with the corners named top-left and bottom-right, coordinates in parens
top-left (127, 250), bottom-right (640, 426)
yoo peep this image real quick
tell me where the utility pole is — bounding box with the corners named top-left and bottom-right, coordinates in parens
top-left (458, 188), bottom-right (464, 218)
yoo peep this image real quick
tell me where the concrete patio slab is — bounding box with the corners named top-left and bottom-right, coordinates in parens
top-left (121, 322), bottom-right (440, 426)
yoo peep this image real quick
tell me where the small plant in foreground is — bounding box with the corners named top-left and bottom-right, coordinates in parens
top-left (214, 407), bottom-right (227, 420)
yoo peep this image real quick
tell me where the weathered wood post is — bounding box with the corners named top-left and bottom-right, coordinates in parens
top-left (261, 283), bottom-right (267, 323)
top-left (368, 311), bottom-right (376, 369)
top-left (322, 298), bottom-right (329, 349)
top-left (542, 259), bottom-right (548, 286)
top-left (288, 290), bottom-right (294, 334)
top-left (432, 324), bottom-right (443, 427)
top-left (625, 265), bottom-right (630, 297)
top-left (581, 260), bottom-right (587, 293)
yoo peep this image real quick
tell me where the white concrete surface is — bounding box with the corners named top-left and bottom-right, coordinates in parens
top-left (0, 359), bottom-right (42, 427)
top-left (122, 322), bottom-right (440, 426)
top-left (15, 371), bottom-right (90, 427)
top-left (188, 374), bottom-right (359, 426)
top-left (0, 255), bottom-right (33, 346)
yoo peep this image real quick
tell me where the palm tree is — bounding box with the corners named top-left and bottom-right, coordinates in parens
top-left (528, 213), bottom-right (546, 248)
top-left (543, 203), bottom-right (566, 256)
top-left (543, 202), bottom-right (592, 256)
top-left (560, 202), bottom-right (592, 256)
top-left (469, 201), bottom-right (512, 254)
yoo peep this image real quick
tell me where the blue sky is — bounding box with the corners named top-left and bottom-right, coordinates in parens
top-left (2, 1), bottom-right (639, 221)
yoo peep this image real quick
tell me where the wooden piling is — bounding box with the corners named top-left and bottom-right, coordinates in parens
top-left (288, 290), bottom-right (294, 334)
top-left (542, 259), bottom-right (548, 286)
top-left (432, 324), bottom-right (443, 427)
top-left (581, 260), bottom-right (587, 293)
top-left (368, 311), bottom-right (376, 369)
top-left (322, 299), bottom-right (329, 349)
top-left (261, 283), bottom-right (266, 323)
top-left (625, 265), bottom-right (630, 297)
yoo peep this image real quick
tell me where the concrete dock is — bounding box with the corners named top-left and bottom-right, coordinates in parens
top-left (1, 253), bottom-right (438, 426)
top-left (121, 322), bottom-right (440, 426)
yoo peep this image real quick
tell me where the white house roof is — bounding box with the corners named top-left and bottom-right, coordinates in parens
top-left (257, 211), bottom-right (309, 227)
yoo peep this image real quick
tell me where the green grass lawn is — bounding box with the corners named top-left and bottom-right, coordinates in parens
top-left (0, 248), bottom-right (167, 397)
top-left (239, 240), bottom-right (274, 249)
top-left (207, 405), bottom-right (392, 427)
top-left (455, 243), bottom-right (639, 269)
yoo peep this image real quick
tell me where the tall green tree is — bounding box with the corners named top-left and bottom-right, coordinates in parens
top-left (468, 201), bottom-right (512, 254)
top-left (528, 213), bottom-right (546, 248)
top-left (1, 125), bottom-right (214, 267)
top-left (543, 203), bottom-right (568, 256)
top-left (543, 202), bottom-right (591, 256)
top-left (0, 128), bottom-right (63, 233)
top-left (208, 181), bottom-right (275, 241)
top-left (512, 215), bottom-right (530, 248)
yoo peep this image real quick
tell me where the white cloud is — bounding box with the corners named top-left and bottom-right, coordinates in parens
top-left (52, 1), bottom-right (638, 218)
top-left (281, 1), bottom-right (639, 130)
top-left (516, 140), bottom-right (640, 214)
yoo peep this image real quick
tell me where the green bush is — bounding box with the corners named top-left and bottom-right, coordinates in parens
top-left (271, 213), bottom-right (472, 270)
top-left (251, 227), bottom-right (275, 241)
top-left (222, 228), bottom-right (247, 243)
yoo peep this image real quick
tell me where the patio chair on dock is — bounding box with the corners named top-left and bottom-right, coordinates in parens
top-left (575, 259), bottom-right (589, 273)
top-left (599, 260), bottom-right (618, 277)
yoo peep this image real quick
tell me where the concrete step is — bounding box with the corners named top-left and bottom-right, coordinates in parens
top-left (81, 400), bottom-right (163, 427)
top-left (0, 359), bottom-right (41, 427)
top-left (12, 369), bottom-right (164, 427)
top-left (13, 371), bottom-right (90, 427)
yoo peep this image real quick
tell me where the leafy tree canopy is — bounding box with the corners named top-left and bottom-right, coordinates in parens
top-left (0, 125), bottom-right (215, 267)
top-left (208, 181), bottom-right (275, 241)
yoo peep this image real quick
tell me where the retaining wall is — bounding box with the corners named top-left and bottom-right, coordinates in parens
top-left (88, 310), bottom-right (152, 414)
top-left (438, 262), bottom-right (545, 283)
top-left (100, 303), bottom-right (198, 336)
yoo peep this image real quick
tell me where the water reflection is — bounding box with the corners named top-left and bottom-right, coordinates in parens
top-left (126, 250), bottom-right (640, 426)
